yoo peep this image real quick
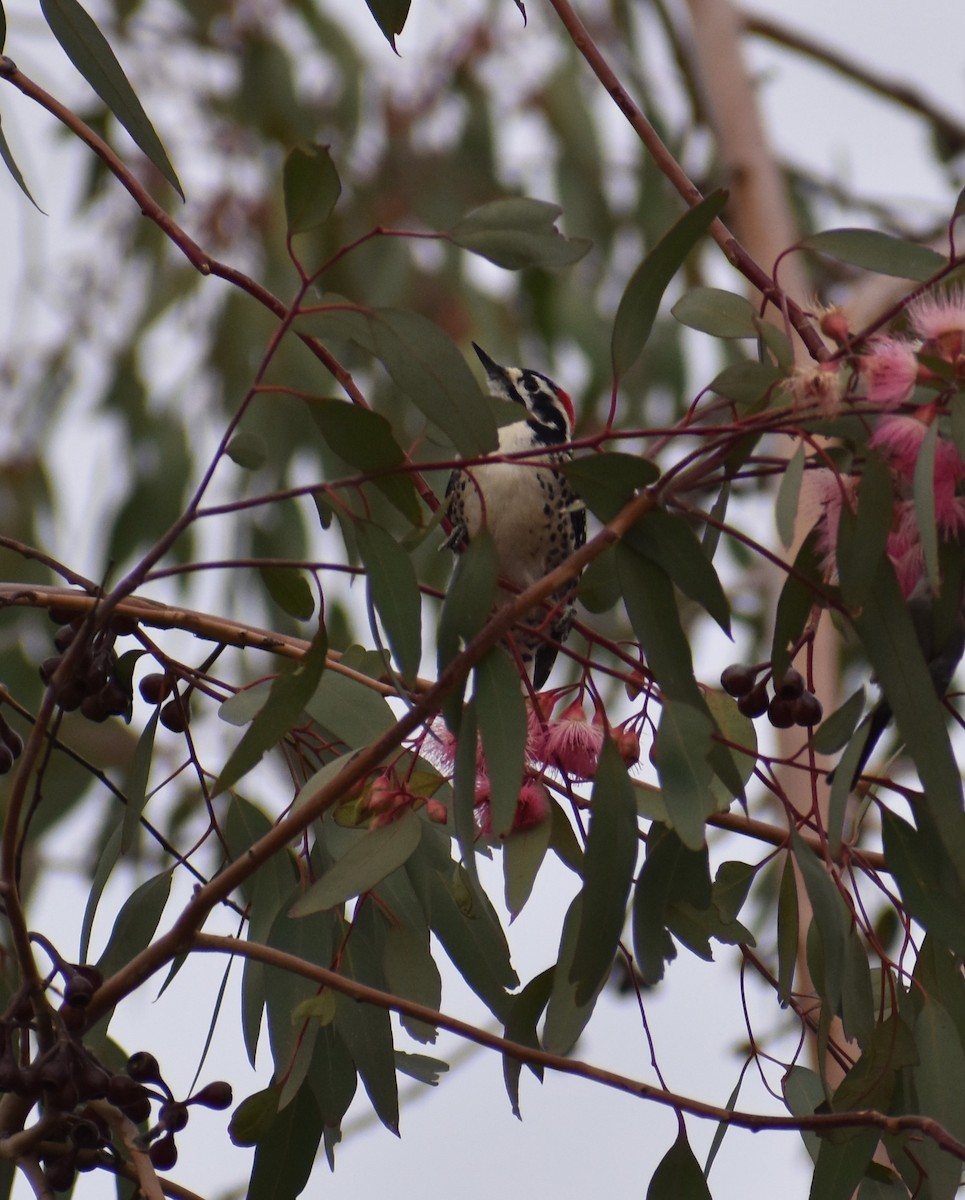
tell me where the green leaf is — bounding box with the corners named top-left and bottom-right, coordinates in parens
top-left (503, 816), bottom-right (552, 919)
top-left (226, 431), bottom-right (268, 470)
top-left (913, 997), bottom-right (965, 1200)
top-left (258, 565), bottom-right (315, 621)
top-left (395, 1051), bottom-right (448, 1085)
top-left (420, 863), bottom-right (517, 1019)
top-left (304, 397), bottom-right (421, 527)
top-left (0, 5), bottom-right (5, 49)
top-left (0, 115), bottom-right (41, 210)
top-left (569, 740), bottom-right (638, 1003)
top-left (616, 544), bottom-right (702, 707)
top-left (474, 648), bottom-right (527, 837)
top-left (851, 559), bottom-right (965, 866)
top-left (776, 444), bottom-right (805, 548)
top-left (372, 308), bottom-right (497, 457)
top-left (562, 453), bottom-right (660, 523)
top-left (247, 1082), bottom-right (322, 1200)
top-left (39, 0), bottom-right (183, 197)
top-left (283, 144), bottom-right (340, 234)
top-left (215, 623), bottom-right (328, 795)
top-left (771, 534), bottom-right (825, 681)
top-left (333, 987), bottom-right (399, 1134)
top-left (776, 855), bottom-right (798, 1006)
top-left (840, 930), bottom-right (874, 1048)
top-left (305, 669), bottom-right (397, 749)
top-left (709, 360), bottom-right (784, 409)
top-left (437, 528), bottom-right (498, 688)
top-left (611, 189), bottom-right (728, 377)
top-left (543, 895), bottom-right (607, 1053)
top-left (783, 1066), bottom-right (824, 1163)
top-left (654, 701), bottom-right (715, 850)
top-left (646, 1132), bottom-right (712, 1200)
top-left (789, 827), bottom-right (849, 1012)
top-left (671, 286), bottom-right (760, 338)
top-left (882, 810), bottom-right (965, 956)
top-left (810, 1130), bottom-right (879, 1200)
top-left (382, 923), bottom-right (441, 1043)
top-left (79, 826), bottom-right (122, 964)
top-left (502, 967), bottom-right (554, 1117)
top-left (229, 1085), bottom-right (280, 1147)
top-left (355, 521), bottom-right (422, 682)
top-left (363, 0), bottom-right (410, 50)
top-left (449, 198), bottom-right (591, 270)
top-left (291, 811), bottom-right (422, 915)
top-left (625, 508), bottom-right (731, 634)
top-left (308, 1024), bottom-right (357, 1132)
top-left (631, 827), bottom-right (702, 985)
top-left (451, 703), bottom-right (482, 886)
top-left (812, 687), bottom-right (866, 755)
top-left (121, 706), bottom-right (158, 853)
top-left (95, 870), bottom-right (171, 978)
top-left (801, 228), bottom-right (946, 281)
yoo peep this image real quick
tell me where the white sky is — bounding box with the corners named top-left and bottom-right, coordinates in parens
top-left (2, 1), bottom-right (965, 1198)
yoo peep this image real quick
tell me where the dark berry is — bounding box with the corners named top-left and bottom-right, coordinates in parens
top-left (767, 695), bottom-right (796, 729)
top-left (53, 624), bottom-right (79, 652)
top-left (0, 746), bottom-right (14, 776)
top-left (794, 692), bottom-right (824, 727)
top-left (190, 1080), bottom-right (233, 1110)
top-left (39, 656), bottom-right (63, 685)
top-left (0, 719), bottom-right (23, 760)
top-left (126, 1051), bottom-right (162, 1084)
top-left (720, 663), bottom-right (758, 698)
top-left (69, 1119), bottom-right (102, 1150)
top-left (159, 700), bottom-right (189, 733)
top-left (149, 1134), bottom-right (178, 1171)
top-left (160, 1101), bottom-right (189, 1132)
top-left (776, 668), bottom-right (805, 700)
top-left (139, 672), bottom-right (173, 705)
top-left (43, 1153), bottom-right (76, 1192)
top-left (109, 613), bottom-right (138, 637)
top-left (737, 681), bottom-right (769, 719)
top-left (63, 973), bottom-right (95, 1009)
top-left (47, 604), bottom-right (80, 626)
top-left (80, 692), bottom-right (112, 723)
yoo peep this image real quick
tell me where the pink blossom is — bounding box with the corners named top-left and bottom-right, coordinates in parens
top-left (786, 364), bottom-right (843, 417)
top-left (908, 289), bottom-right (965, 343)
top-left (869, 414), bottom-right (928, 477)
top-left (536, 699), bottom-right (605, 780)
top-left (861, 337), bottom-right (919, 409)
top-left (474, 777), bottom-right (551, 836)
top-left (811, 469), bottom-right (857, 583)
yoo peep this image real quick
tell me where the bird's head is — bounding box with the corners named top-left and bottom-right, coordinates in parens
top-left (473, 342), bottom-right (575, 445)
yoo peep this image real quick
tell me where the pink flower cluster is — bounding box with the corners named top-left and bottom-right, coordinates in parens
top-left (420, 695), bottom-right (641, 840)
top-left (814, 290), bottom-right (965, 597)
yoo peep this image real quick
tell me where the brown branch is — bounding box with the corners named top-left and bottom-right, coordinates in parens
top-left (191, 932), bottom-right (965, 1158)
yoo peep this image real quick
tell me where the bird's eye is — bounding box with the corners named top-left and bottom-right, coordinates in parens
top-left (524, 376), bottom-right (540, 393)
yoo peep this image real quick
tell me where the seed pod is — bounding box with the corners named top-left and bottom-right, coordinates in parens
top-left (63, 973), bottom-right (95, 1009)
top-left (159, 700), bottom-right (189, 733)
top-left (139, 672), bottom-right (173, 705)
top-left (793, 692), bottom-right (824, 727)
top-left (767, 695), bottom-right (796, 729)
top-left (149, 1134), bottom-right (178, 1171)
top-left (53, 624), bottom-right (79, 652)
top-left (43, 1153), bottom-right (77, 1192)
top-left (109, 613), bottom-right (139, 637)
top-left (160, 1100), bottom-right (189, 1132)
top-left (126, 1052), bottom-right (162, 1085)
top-left (189, 1080), bottom-right (233, 1110)
top-left (0, 718), bottom-right (23, 760)
top-left (737, 682), bottom-right (769, 719)
top-left (720, 663), bottom-right (758, 698)
top-left (776, 668), bottom-right (805, 700)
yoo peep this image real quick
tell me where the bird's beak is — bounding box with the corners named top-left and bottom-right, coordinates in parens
top-left (472, 342), bottom-right (507, 382)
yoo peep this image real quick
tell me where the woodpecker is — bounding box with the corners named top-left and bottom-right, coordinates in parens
top-left (446, 343), bottom-right (586, 688)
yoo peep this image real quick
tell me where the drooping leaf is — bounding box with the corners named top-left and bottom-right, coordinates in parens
top-left (332, 986), bottom-right (399, 1135)
top-left (305, 668), bottom-right (396, 748)
top-left (474, 648), bottom-right (527, 837)
top-left (283, 144), bottom-right (341, 235)
top-left (771, 534), bottom-right (826, 681)
top-left (355, 521), bottom-right (422, 682)
top-left (882, 810), bottom-right (965, 956)
top-left (362, 0), bottom-right (410, 50)
top-left (912, 996), bottom-right (965, 1200)
top-left (502, 967), bottom-right (554, 1117)
top-left (569, 740), bottom-right (638, 1003)
top-left (789, 827), bottom-right (849, 1013)
top-left (811, 687), bottom-right (866, 755)
top-left (247, 1081), bottom-right (322, 1200)
top-left (503, 816), bottom-right (552, 920)
top-left (801, 228), bottom-right (946, 281)
top-left (394, 1051), bottom-right (448, 1085)
top-left (671, 286), bottom-right (760, 338)
top-left (710, 360), bottom-right (785, 409)
top-left (0, 115), bottom-right (41, 210)
top-left (611, 189), bottom-right (728, 376)
top-left (911, 419), bottom-right (940, 593)
top-left (653, 701), bottom-right (715, 850)
top-left (226, 431), bottom-right (268, 469)
top-left (562, 452), bottom-right (660, 523)
top-left (291, 811), bottom-right (422, 915)
top-left (79, 826), bottom-right (122, 964)
top-left (382, 923), bottom-right (441, 1043)
top-left (835, 451), bottom-right (892, 611)
top-left (449, 198), bottom-right (591, 270)
top-left (809, 1130), bottom-right (880, 1200)
top-left (543, 895), bottom-right (607, 1054)
top-left (646, 1131), bottom-right (712, 1200)
top-left (437, 529), bottom-right (498, 722)
top-left (95, 870), bottom-right (172, 979)
top-left (631, 826), bottom-right (708, 985)
top-left (121, 706), bottom-right (158, 852)
top-left (214, 623), bottom-right (328, 795)
top-left (776, 443), bottom-right (805, 549)
top-left (370, 308), bottom-right (498, 457)
top-left (625, 508), bottom-right (731, 634)
top-left (39, 0), bottom-right (183, 196)
top-left (259, 566), bottom-right (315, 621)
top-left (304, 397), bottom-right (421, 526)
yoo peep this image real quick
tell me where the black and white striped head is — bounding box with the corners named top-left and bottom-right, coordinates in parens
top-left (473, 343), bottom-right (575, 446)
